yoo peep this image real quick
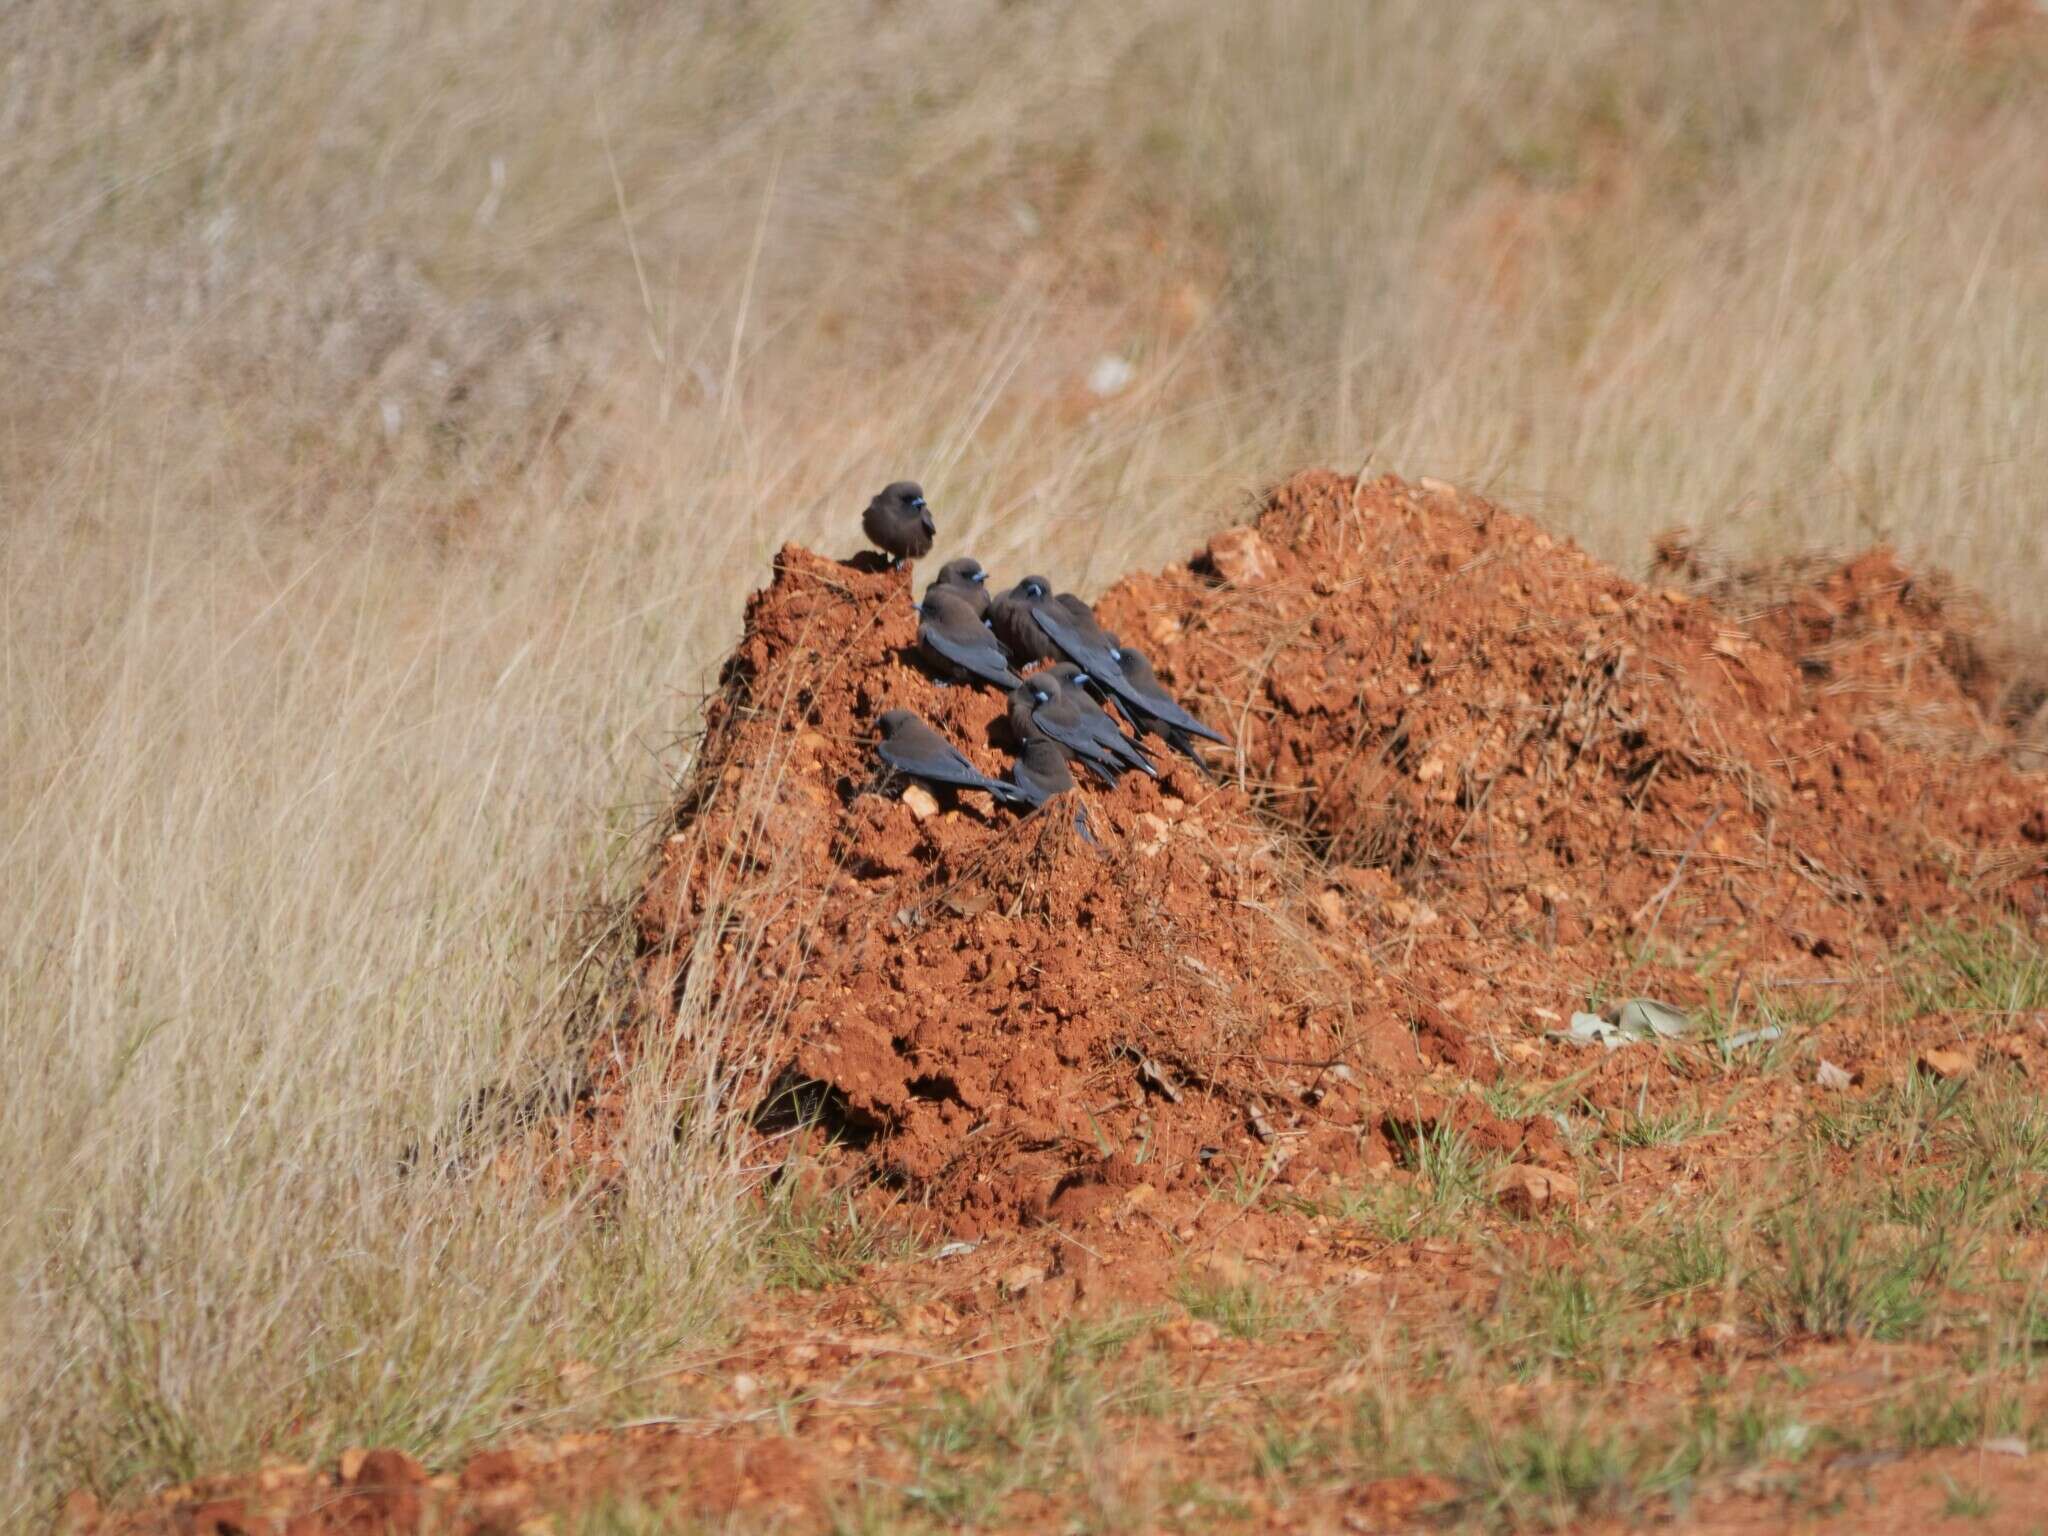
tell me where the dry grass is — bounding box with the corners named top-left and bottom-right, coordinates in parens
top-left (3, 0), bottom-right (2045, 1520)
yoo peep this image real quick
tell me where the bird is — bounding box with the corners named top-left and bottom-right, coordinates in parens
top-left (987, 575), bottom-right (1064, 664)
top-left (1053, 592), bottom-right (1119, 650)
top-left (1038, 591), bottom-right (1148, 693)
top-left (996, 583), bottom-right (1157, 714)
top-left (917, 587), bottom-right (1022, 691)
top-left (1005, 736), bottom-right (1078, 808)
top-left (1105, 644), bottom-right (1227, 773)
top-left (875, 709), bottom-right (1028, 805)
top-left (862, 482), bottom-right (934, 567)
top-left (924, 558), bottom-right (993, 620)
top-left (1009, 663), bottom-right (1157, 784)
top-left (1100, 644), bottom-right (1227, 745)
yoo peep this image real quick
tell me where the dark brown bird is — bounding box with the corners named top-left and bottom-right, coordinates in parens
top-left (988, 575), bottom-right (1063, 664)
top-left (917, 587), bottom-right (1022, 691)
top-left (1008, 663), bottom-right (1156, 784)
top-left (924, 558), bottom-right (993, 619)
top-left (1006, 736), bottom-right (1078, 808)
top-left (862, 481), bottom-right (934, 567)
top-left (1103, 644), bottom-right (1226, 776)
top-left (875, 709), bottom-right (1027, 805)
top-left (1103, 644), bottom-right (1227, 746)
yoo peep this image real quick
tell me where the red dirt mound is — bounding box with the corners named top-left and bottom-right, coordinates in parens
top-left (626, 471), bottom-right (2046, 1236)
top-left (629, 547), bottom-right (1450, 1237)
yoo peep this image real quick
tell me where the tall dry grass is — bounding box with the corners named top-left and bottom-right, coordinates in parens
top-left (3, 0), bottom-right (2044, 1518)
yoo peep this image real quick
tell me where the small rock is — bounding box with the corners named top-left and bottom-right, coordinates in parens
top-left (1694, 1321), bottom-right (1741, 1358)
top-left (1159, 1315), bottom-right (1222, 1350)
top-left (1206, 527), bottom-right (1276, 586)
top-left (1815, 1060), bottom-right (1855, 1091)
top-left (1312, 890), bottom-right (1346, 930)
top-left (730, 1372), bottom-right (759, 1401)
top-left (1417, 476), bottom-right (1457, 502)
top-left (1982, 1435), bottom-right (2029, 1458)
top-left (999, 1263), bottom-right (1046, 1297)
top-left (901, 784), bottom-right (941, 823)
top-left (1490, 1164), bottom-right (1578, 1217)
top-left (1132, 812), bottom-right (1170, 857)
top-left (1917, 1047), bottom-right (1974, 1083)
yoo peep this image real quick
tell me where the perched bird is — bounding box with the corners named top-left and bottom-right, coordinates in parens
top-left (997, 583), bottom-right (1163, 723)
top-left (1106, 645), bottom-right (1227, 773)
top-left (875, 709), bottom-right (1027, 805)
top-left (1101, 644), bottom-right (1227, 745)
top-left (988, 575), bottom-right (1064, 664)
top-left (917, 587), bottom-right (1022, 691)
top-left (1052, 592), bottom-right (1119, 651)
top-left (862, 481), bottom-right (934, 567)
top-left (1005, 736), bottom-right (1078, 808)
top-left (924, 558), bottom-right (993, 620)
top-left (1009, 663), bottom-right (1156, 784)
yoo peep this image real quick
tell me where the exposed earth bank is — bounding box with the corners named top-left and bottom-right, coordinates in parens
top-left (100, 472), bottom-right (2048, 1536)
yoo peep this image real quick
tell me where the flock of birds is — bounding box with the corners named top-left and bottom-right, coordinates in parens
top-left (857, 481), bottom-right (1228, 818)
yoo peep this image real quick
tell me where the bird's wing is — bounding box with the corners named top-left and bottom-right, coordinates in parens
top-left (880, 740), bottom-right (981, 790)
top-left (1030, 710), bottom-right (1124, 782)
top-left (920, 619), bottom-right (1022, 689)
top-left (1030, 605), bottom-right (1129, 684)
top-left (1003, 769), bottom-right (1049, 809)
top-left (1116, 674), bottom-right (1228, 744)
top-left (1073, 706), bottom-right (1158, 775)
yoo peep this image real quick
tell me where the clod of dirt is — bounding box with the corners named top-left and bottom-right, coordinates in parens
top-left (1490, 1163), bottom-right (1579, 1216)
top-left (619, 470), bottom-right (2044, 1241)
top-left (1203, 526), bottom-right (1277, 586)
top-left (1916, 1047), bottom-right (1974, 1082)
top-left (343, 1450), bottom-right (427, 1531)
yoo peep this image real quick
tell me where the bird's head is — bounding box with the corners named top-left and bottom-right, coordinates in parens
top-left (876, 481), bottom-right (931, 533)
top-left (1018, 575), bottom-right (1052, 601)
top-left (877, 708), bottom-right (916, 737)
